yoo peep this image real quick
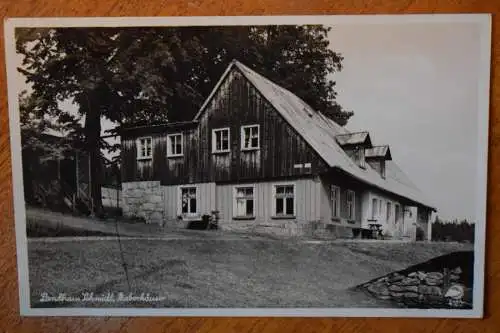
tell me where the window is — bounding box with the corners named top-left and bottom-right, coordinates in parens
top-left (167, 133), bottom-right (183, 157)
top-left (180, 187), bottom-right (197, 216)
top-left (386, 202), bottom-right (392, 221)
top-left (380, 162), bottom-right (386, 179)
top-left (357, 148), bottom-right (366, 168)
top-left (234, 186), bottom-right (255, 218)
top-left (371, 198), bottom-right (378, 219)
top-left (212, 128), bottom-right (230, 153)
top-left (395, 204), bottom-right (401, 223)
top-left (274, 184), bottom-right (295, 217)
top-left (347, 190), bottom-right (355, 220)
top-left (241, 125), bottom-right (260, 150)
top-left (136, 137), bottom-right (152, 159)
top-left (331, 185), bottom-right (340, 218)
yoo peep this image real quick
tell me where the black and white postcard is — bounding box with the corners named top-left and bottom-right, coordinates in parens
top-left (4, 15), bottom-right (491, 317)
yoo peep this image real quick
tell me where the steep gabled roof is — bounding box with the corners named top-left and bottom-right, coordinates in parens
top-left (194, 60), bottom-right (435, 210)
top-left (366, 145), bottom-right (392, 160)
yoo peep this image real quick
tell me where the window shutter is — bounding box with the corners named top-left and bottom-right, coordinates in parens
top-left (177, 186), bottom-right (182, 216)
top-left (292, 184), bottom-right (297, 216)
top-left (240, 126), bottom-right (244, 150)
top-left (211, 130), bottom-right (217, 152)
top-left (340, 189), bottom-right (347, 218)
top-left (167, 136), bottom-right (171, 156)
top-left (232, 187), bottom-right (237, 218)
top-left (196, 186), bottom-right (200, 215)
top-left (271, 185), bottom-right (276, 215)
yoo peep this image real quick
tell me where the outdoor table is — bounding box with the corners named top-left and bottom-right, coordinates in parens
top-left (368, 223), bottom-right (383, 239)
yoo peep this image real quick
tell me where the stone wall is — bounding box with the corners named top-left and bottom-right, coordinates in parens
top-left (360, 255), bottom-right (473, 309)
top-left (122, 181), bottom-right (164, 224)
top-left (219, 219), bottom-right (356, 239)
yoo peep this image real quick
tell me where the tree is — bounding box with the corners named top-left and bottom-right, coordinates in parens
top-left (16, 25), bottom-right (351, 216)
top-left (431, 216), bottom-right (475, 243)
top-left (140, 25), bottom-right (353, 124)
top-left (19, 90), bottom-right (81, 162)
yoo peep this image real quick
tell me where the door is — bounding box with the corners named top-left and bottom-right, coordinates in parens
top-left (395, 204), bottom-right (403, 237)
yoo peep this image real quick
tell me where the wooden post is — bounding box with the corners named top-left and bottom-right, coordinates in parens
top-left (75, 151), bottom-right (79, 198)
top-left (57, 157), bottom-right (61, 180)
top-left (443, 267), bottom-right (450, 295)
top-left (427, 210), bottom-right (433, 241)
top-left (88, 154), bottom-right (93, 213)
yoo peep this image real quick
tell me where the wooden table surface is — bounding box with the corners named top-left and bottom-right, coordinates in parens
top-left (1, 1), bottom-right (499, 332)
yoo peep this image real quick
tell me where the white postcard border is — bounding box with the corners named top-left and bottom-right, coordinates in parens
top-left (4, 14), bottom-right (491, 318)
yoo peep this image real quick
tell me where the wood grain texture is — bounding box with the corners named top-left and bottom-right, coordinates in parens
top-left (0, 1), bottom-right (499, 332)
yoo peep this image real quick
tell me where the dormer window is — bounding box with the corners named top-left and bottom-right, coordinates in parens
top-left (380, 161), bottom-right (386, 178)
top-left (357, 147), bottom-right (366, 169)
top-left (335, 131), bottom-right (372, 170)
top-left (365, 145), bottom-right (392, 179)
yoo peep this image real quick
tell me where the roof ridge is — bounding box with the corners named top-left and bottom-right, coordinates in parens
top-left (335, 131), bottom-right (370, 137)
top-left (204, 60), bottom-right (435, 210)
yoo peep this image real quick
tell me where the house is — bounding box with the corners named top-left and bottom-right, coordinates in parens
top-left (119, 60), bottom-right (436, 240)
top-left (22, 133), bottom-right (120, 214)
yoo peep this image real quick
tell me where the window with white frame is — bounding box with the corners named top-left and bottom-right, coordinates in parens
top-left (167, 133), bottom-right (183, 157)
top-left (331, 185), bottom-right (340, 218)
top-left (395, 204), bottom-right (401, 223)
top-left (371, 198), bottom-right (378, 219)
top-left (212, 128), bottom-right (230, 153)
top-left (347, 190), bottom-right (355, 220)
top-left (274, 184), bottom-right (295, 217)
top-left (136, 137), bottom-right (152, 159)
top-left (233, 186), bottom-right (255, 218)
top-left (386, 202), bottom-right (392, 221)
top-left (180, 187), bottom-right (197, 215)
top-left (241, 125), bottom-right (260, 150)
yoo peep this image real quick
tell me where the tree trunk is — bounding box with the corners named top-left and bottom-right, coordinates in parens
top-left (84, 94), bottom-right (104, 217)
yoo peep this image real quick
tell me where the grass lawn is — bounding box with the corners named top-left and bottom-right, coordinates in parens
top-left (28, 236), bottom-right (473, 308)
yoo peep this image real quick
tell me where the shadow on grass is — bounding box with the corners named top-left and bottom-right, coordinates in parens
top-left (27, 222), bottom-right (115, 237)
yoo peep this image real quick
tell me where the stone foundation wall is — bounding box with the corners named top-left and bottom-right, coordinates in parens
top-left (122, 181), bottom-right (164, 224)
top-left (218, 219), bottom-right (356, 239)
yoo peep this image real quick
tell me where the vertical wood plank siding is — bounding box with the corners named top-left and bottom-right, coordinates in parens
top-left (318, 172), bottom-right (365, 227)
top-left (215, 178), bottom-right (321, 225)
top-left (121, 68), bottom-right (328, 185)
top-left (162, 182), bottom-right (216, 219)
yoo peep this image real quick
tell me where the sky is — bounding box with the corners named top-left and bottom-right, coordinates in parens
top-left (327, 22), bottom-right (484, 222)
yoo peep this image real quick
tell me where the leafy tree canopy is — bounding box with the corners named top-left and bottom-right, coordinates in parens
top-left (16, 25), bottom-right (352, 215)
top-left (16, 25), bottom-right (352, 128)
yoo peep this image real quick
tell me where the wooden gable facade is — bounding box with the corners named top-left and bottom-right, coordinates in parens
top-left (119, 61), bottom-right (434, 240)
top-left (121, 67), bottom-right (329, 185)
